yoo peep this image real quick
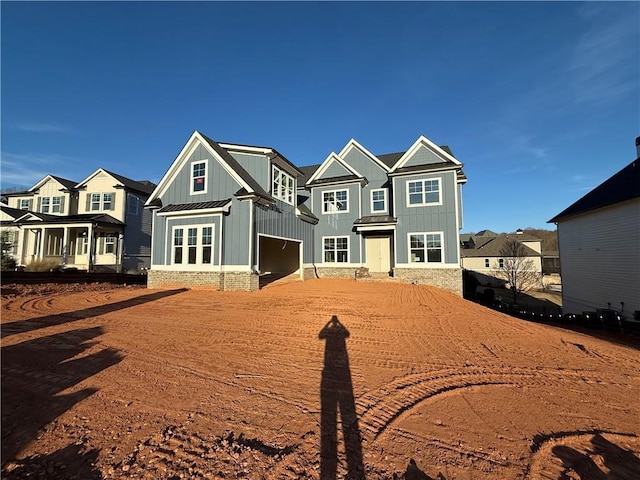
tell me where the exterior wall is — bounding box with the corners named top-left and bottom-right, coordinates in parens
top-left (228, 152), bottom-right (269, 188)
top-left (402, 144), bottom-right (447, 168)
top-left (558, 198), bottom-right (640, 316)
top-left (147, 270), bottom-right (258, 291)
top-left (8, 195), bottom-right (34, 211)
top-left (392, 170), bottom-right (460, 265)
top-left (254, 199), bottom-right (313, 267)
top-left (160, 144), bottom-right (243, 206)
top-left (78, 172), bottom-right (125, 219)
top-left (314, 267), bottom-right (357, 279)
top-left (123, 192), bottom-right (152, 270)
top-left (32, 179), bottom-right (74, 216)
top-left (393, 267), bottom-right (463, 296)
top-left (317, 159), bottom-right (351, 179)
top-left (311, 182), bottom-right (362, 265)
top-left (152, 214), bottom-right (223, 267)
top-left (222, 198), bottom-right (251, 267)
top-left (341, 148), bottom-right (390, 217)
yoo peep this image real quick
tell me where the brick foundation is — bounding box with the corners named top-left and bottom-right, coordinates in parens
top-left (147, 270), bottom-right (259, 291)
top-left (393, 267), bottom-right (463, 296)
top-left (314, 267), bottom-right (357, 279)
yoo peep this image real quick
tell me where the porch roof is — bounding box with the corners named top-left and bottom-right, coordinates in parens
top-left (354, 215), bottom-right (397, 225)
top-left (157, 200), bottom-right (232, 213)
top-left (16, 213), bottom-right (124, 227)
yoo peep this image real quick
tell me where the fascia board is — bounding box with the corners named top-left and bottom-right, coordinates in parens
top-left (389, 136), bottom-right (461, 172)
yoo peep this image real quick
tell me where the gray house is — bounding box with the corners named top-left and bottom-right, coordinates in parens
top-left (146, 132), bottom-right (466, 293)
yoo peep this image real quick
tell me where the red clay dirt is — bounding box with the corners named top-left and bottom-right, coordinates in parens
top-left (1, 279), bottom-right (639, 479)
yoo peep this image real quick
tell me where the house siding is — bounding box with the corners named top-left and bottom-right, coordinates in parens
top-left (341, 148), bottom-right (390, 217)
top-left (318, 159), bottom-right (352, 179)
top-left (393, 171), bottom-right (459, 265)
top-left (222, 198), bottom-right (251, 267)
top-left (311, 182), bottom-right (362, 264)
top-left (558, 198), bottom-right (640, 316)
top-left (229, 152), bottom-right (269, 188)
top-left (402, 144), bottom-right (447, 168)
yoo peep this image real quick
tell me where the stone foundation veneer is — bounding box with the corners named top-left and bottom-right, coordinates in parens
top-left (147, 270), bottom-right (259, 291)
top-left (393, 267), bottom-right (463, 296)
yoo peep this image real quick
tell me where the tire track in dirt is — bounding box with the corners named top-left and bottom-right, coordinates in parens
top-left (357, 366), bottom-right (633, 443)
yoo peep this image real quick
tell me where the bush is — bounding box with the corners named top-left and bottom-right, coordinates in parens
top-left (1, 256), bottom-right (17, 271)
top-left (24, 258), bottom-right (63, 272)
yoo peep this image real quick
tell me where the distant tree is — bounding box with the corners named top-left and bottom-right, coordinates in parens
top-left (492, 238), bottom-right (540, 304)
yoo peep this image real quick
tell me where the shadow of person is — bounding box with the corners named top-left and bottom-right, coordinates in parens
top-left (319, 315), bottom-right (365, 480)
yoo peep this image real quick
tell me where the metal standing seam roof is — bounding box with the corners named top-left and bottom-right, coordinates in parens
top-left (157, 200), bottom-right (232, 213)
top-left (549, 159), bottom-right (640, 223)
top-left (15, 213), bottom-right (124, 226)
top-left (353, 215), bottom-right (397, 225)
top-left (306, 174), bottom-right (366, 187)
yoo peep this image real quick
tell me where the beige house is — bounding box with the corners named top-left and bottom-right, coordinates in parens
top-left (1, 170), bottom-right (154, 272)
top-left (460, 230), bottom-right (543, 287)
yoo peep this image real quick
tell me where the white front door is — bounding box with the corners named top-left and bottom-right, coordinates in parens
top-left (366, 236), bottom-right (391, 273)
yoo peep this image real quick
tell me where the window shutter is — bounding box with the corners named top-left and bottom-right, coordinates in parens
top-left (28, 199), bottom-right (33, 210)
top-left (37, 197), bottom-right (42, 212)
top-left (110, 192), bottom-right (115, 210)
top-left (59, 196), bottom-right (65, 213)
top-left (98, 236), bottom-right (104, 255)
top-left (86, 193), bottom-right (91, 211)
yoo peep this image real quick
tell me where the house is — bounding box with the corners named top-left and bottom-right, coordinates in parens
top-left (146, 131), bottom-right (466, 294)
top-left (548, 138), bottom-right (640, 319)
top-left (1, 170), bottom-right (155, 272)
top-left (460, 230), bottom-right (543, 287)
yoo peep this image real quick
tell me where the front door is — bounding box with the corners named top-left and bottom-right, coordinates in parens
top-left (365, 236), bottom-right (391, 273)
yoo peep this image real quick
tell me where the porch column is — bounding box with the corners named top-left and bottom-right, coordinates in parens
top-left (87, 224), bottom-right (95, 272)
top-left (36, 228), bottom-right (45, 260)
top-left (62, 227), bottom-right (70, 265)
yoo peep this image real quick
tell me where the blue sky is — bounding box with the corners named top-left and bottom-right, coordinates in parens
top-left (2, 1), bottom-right (638, 233)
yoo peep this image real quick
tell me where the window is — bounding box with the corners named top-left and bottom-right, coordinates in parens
top-left (409, 233), bottom-right (443, 263)
top-left (407, 179), bottom-right (441, 206)
top-left (371, 189), bottom-right (387, 213)
top-left (19, 199), bottom-right (30, 210)
top-left (323, 236), bottom-right (349, 263)
top-left (172, 225), bottom-right (215, 265)
top-left (272, 165), bottom-right (295, 204)
top-left (52, 197), bottom-right (62, 213)
top-left (103, 193), bottom-right (113, 211)
top-left (104, 234), bottom-right (116, 254)
top-left (498, 258), bottom-right (504, 268)
top-left (91, 193), bottom-right (101, 211)
top-left (485, 258), bottom-right (490, 268)
top-left (202, 226), bottom-right (212, 264)
top-left (41, 197), bottom-right (51, 213)
top-left (128, 195), bottom-right (139, 215)
top-left (322, 189), bottom-right (348, 213)
top-left (77, 235), bottom-right (88, 255)
top-left (191, 161), bottom-right (207, 194)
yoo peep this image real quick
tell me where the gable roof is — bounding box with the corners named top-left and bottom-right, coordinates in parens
top-left (460, 235), bottom-right (540, 258)
top-left (29, 174), bottom-right (78, 192)
top-left (305, 152), bottom-right (363, 187)
top-left (76, 168), bottom-right (156, 196)
top-left (549, 159), bottom-right (640, 223)
top-left (297, 165), bottom-right (321, 186)
top-left (146, 131), bottom-right (273, 206)
top-left (338, 139), bottom-right (390, 172)
top-left (389, 135), bottom-right (462, 173)
top-left (0, 204), bottom-right (28, 221)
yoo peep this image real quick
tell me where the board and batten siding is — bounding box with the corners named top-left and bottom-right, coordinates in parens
top-left (311, 182), bottom-right (362, 264)
top-left (393, 170), bottom-right (460, 265)
top-left (160, 144), bottom-right (243, 205)
top-left (341, 147), bottom-right (390, 217)
top-left (228, 152), bottom-right (269, 189)
top-left (558, 198), bottom-right (640, 316)
top-left (318, 159), bottom-right (352, 179)
top-left (402, 144), bottom-right (448, 169)
top-left (123, 192), bottom-right (152, 268)
top-left (254, 199), bottom-right (314, 264)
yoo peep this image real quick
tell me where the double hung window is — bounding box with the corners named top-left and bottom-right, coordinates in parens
top-left (409, 232), bottom-right (443, 263)
top-left (323, 236), bottom-right (349, 263)
top-left (41, 197), bottom-right (51, 213)
top-left (192, 161), bottom-right (207, 194)
top-left (371, 189), bottom-right (387, 213)
top-left (322, 189), bottom-right (348, 213)
top-left (407, 179), bottom-right (441, 206)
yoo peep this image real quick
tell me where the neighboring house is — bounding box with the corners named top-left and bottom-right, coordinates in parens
top-left (460, 230), bottom-right (543, 287)
top-left (146, 131), bottom-right (466, 293)
top-left (1, 170), bottom-right (155, 272)
top-left (549, 139), bottom-right (640, 319)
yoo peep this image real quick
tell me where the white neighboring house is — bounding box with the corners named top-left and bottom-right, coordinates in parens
top-left (1, 171), bottom-right (155, 272)
top-left (549, 139), bottom-right (640, 320)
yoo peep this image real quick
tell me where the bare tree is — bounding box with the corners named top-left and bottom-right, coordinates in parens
top-left (492, 238), bottom-right (540, 304)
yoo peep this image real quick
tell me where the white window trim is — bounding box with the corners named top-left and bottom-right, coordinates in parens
top-left (370, 188), bottom-right (388, 213)
top-left (406, 178), bottom-right (442, 208)
top-left (41, 197), bottom-right (51, 213)
top-left (322, 189), bottom-right (350, 214)
top-left (171, 224), bottom-right (215, 266)
top-left (322, 235), bottom-right (350, 264)
top-left (190, 159), bottom-right (208, 195)
top-left (52, 196), bottom-right (62, 213)
top-left (19, 199), bottom-right (30, 210)
top-left (407, 231), bottom-right (444, 265)
top-left (104, 234), bottom-right (117, 254)
top-left (272, 164), bottom-right (295, 205)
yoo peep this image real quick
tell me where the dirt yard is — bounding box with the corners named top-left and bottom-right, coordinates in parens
top-left (2, 279), bottom-right (639, 479)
